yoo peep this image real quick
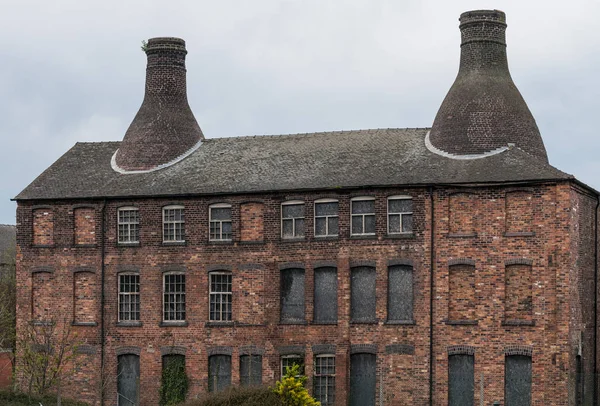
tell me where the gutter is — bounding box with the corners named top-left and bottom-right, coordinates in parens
top-left (429, 186), bottom-right (435, 406)
top-left (100, 199), bottom-right (106, 406)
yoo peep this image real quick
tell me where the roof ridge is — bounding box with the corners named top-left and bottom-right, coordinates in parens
top-left (206, 127), bottom-right (432, 141)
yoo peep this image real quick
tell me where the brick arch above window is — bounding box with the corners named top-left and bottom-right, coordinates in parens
top-left (160, 346), bottom-right (187, 356)
top-left (448, 258), bottom-right (476, 267)
top-left (505, 258), bottom-right (533, 266)
top-left (350, 344), bottom-right (377, 355)
top-left (116, 346), bottom-right (141, 356)
top-left (239, 346), bottom-right (266, 356)
top-left (208, 346), bottom-right (233, 356)
top-left (71, 266), bottom-right (96, 274)
top-left (30, 266), bottom-right (55, 274)
top-left (447, 345), bottom-right (476, 356)
top-left (504, 345), bottom-right (533, 357)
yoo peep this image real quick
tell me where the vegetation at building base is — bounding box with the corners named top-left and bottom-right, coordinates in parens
top-left (0, 243), bottom-right (16, 376)
top-left (186, 364), bottom-right (319, 406)
top-left (0, 389), bottom-right (88, 406)
top-left (160, 354), bottom-right (189, 406)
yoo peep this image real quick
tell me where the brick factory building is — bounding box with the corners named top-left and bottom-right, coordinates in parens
top-left (13, 9), bottom-right (600, 406)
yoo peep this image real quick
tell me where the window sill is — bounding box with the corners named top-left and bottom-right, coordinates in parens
top-left (73, 244), bottom-right (97, 248)
top-left (279, 320), bottom-right (308, 325)
top-left (502, 320), bottom-right (535, 326)
top-left (447, 233), bottom-right (477, 238)
top-left (205, 321), bottom-right (234, 327)
top-left (445, 320), bottom-right (478, 325)
top-left (313, 236), bottom-right (339, 241)
top-left (117, 242), bottom-right (140, 248)
top-left (349, 235), bottom-right (377, 240)
top-left (384, 233), bottom-right (415, 240)
top-left (385, 320), bottom-right (416, 325)
top-left (280, 238), bottom-right (306, 243)
top-left (208, 240), bottom-right (234, 245)
top-left (32, 244), bottom-right (54, 249)
top-left (159, 321), bottom-right (188, 327)
top-left (72, 321), bottom-right (97, 327)
top-left (161, 241), bottom-right (187, 246)
top-left (350, 320), bottom-right (378, 325)
top-left (310, 321), bottom-right (338, 325)
top-left (239, 240), bottom-right (265, 245)
top-left (116, 321), bottom-right (143, 327)
top-left (504, 232), bottom-right (535, 237)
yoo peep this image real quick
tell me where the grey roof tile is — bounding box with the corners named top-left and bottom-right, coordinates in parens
top-left (15, 128), bottom-right (572, 201)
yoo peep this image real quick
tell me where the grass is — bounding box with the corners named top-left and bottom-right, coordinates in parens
top-left (0, 390), bottom-right (89, 406)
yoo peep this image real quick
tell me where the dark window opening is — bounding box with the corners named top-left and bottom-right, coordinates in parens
top-left (209, 354), bottom-right (231, 392)
top-left (281, 268), bottom-right (305, 322)
top-left (351, 266), bottom-right (376, 322)
top-left (314, 267), bottom-right (338, 323)
top-left (387, 265), bottom-right (413, 322)
top-left (240, 354), bottom-right (262, 386)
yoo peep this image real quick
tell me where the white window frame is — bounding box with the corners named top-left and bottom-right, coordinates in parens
top-left (117, 207), bottom-right (139, 244)
top-left (162, 272), bottom-right (186, 322)
top-left (314, 199), bottom-right (339, 238)
top-left (387, 195), bottom-right (413, 235)
top-left (281, 354), bottom-right (304, 378)
top-left (209, 271), bottom-right (233, 322)
top-left (209, 203), bottom-right (232, 241)
top-left (162, 205), bottom-right (185, 243)
top-left (314, 354), bottom-right (336, 406)
top-left (118, 273), bottom-right (140, 322)
top-left (350, 197), bottom-right (376, 236)
top-left (281, 200), bottom-right (305, 239)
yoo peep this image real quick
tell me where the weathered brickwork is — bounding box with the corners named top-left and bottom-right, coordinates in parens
top-left (240, 202), bottom-right (264, 242)
top-left (74, 207), bottom-right (96, 246)
top-left (15, 181), bottom-right (598, 405)
top-left (505, 190), bottom-right (533, 234)
top-left (448, 192), bottom-right (477, 235)
top-left (32, 208), bottom-right (53, 246)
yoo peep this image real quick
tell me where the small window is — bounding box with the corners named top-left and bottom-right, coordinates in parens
top-left (163, 273), bottom-right (186, 322)
top-left (163, 205), bottom-right (185, 242)
top-left (281, 354), bottom-right (304, 377)
top-left (314, 199), bottom-right (339, 237)
top-left (240, 354), bottom-right (262, 386)
top-left (351, 266), bottom-right (376, 322)
top-left (314, 267), bottom-right (338, 323)
top-left (209, 204), bottom-right (232, 241)
top-left (351, 197), bottom-right (375, 236)
top-left (118, 207), bottom-right (139, 244)
top-left (388, 196), bottom-right (413, 234)
top-left (209, 272), bottom-right (232, 322)
top-left (209, 354), bottom-right (232, 392)
top-left (118, 273), bottom-right (140, 322)
top-left (314, 355), bottom-right (335, 405)
top-left (282, 201), bottom-right (305, 239)
top-left (280, 268), bottom-right (305, 322)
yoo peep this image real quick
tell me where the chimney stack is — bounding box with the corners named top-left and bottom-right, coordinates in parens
top-left (114, 37), bottom-right (204, 172)
top-left (428, 10), bottom-right (548, 162)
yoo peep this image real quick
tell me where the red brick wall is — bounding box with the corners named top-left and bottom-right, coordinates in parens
top-left (14, 181), bottom-right (595, 405)
top-left (0, 351), bottom-right (12, 389)
top-left (32, 208), bottom-right (53, 246)
top-left (74, 207), bottom-right (96, 245)
top-left (74, 271), bottom-right (97, 324)
top-left (505, 190), bottom-right (533, 233)
top-left (240, 202), bottom-right (264, 242)
top-left (449, 192), bottom-right (477, 235)
top-left (448, 264), bottom-right (476, 321)
top-left (504, 264), bottom-right (532, 321)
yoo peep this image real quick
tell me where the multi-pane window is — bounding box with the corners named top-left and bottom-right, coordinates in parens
top-left (314, 199), bottom-right (339, 237)
top-left (388, 196), bottom-right (413, 234)
top-left (281, 354), bottom-right (305, 377)
top-left (240, 355), bottom-right (262, 386)
top-left (209, 204), bottom-right (232, 241)
top-left (118, 207), bottom-right (139, 243)
top-left (282, 201), bottom-right (305, 239)
top-left (280, 268), bottom-right (305, 322)
top-left (314, 355), bottom-right (335, 406)
top-left (351, 197), bottom-right (375, 235)
top-left (163, 205), bottom-right (185, 242)
top-left (163, 273), bottom-right (186, 322)
top-left (118, 274), bottom-right (140, 322)
top-left (209, 272), bottom-right (232, 322)
top-left (209, 355), bottom-right (232, 392)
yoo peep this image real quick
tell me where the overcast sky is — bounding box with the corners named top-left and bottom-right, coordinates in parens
top-left (1, 0), bottom-right (599, 225)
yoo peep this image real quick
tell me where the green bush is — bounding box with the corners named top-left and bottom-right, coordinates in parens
top-left (160, 355), bottom-right (189, 406)
top-left (273, 364), bottom-right (320, 406)
top-left (0, 389), bottom-right (89, 406)
top-left (186, 385), bottom-right (282, 406)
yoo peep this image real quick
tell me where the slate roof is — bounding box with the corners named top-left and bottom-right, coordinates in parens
top-left (15, 128), bottom-right (573, 201)
top-left (0, 225), bottom-right (16, 265)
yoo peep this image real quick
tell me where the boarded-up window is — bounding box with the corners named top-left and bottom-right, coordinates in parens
top-left (349, 353), bottom-right (376, 406)
top-left (448, 264), bottom-right (476, 321)
top-left (117, 354), bottom-right (139, 406)
top-left (448, 354), bottom-right (474, 406)
top-left (506, 191), bottom-right (533, 233)
top-left (505, 355), bottom-right (532, 406)
top-left (505, 264), bottom-right (533, 321)
top-left (281, 269), bottom-right (305, 322)
top-left (33, 209), bottom-right (53, 246)
top-left (240, 203), bottom-right (264, 242)
top-left (314, 267), bottom-right (337, 323)
top-left (74, 207), bottom-right (95, 245)
top-left (387, 265), bottom-right (413, 322)
top-left (240, 355), bottom-right (262, 386)
top-left (32, 271), bottom-right (54, 321)
top-left (73, 271), bottom-right (96, 324)
top-left (162, 355), bottom-right (187, 403)
top-left (209, 355), bottom-right (231, 392)
top-left (449, 193), bottom-right (477, 235)
top-left (351, 266), bottom-right (376, 322)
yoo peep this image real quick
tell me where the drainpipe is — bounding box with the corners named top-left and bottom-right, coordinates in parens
top-left (429, 186), bottom-right (435, 406)
top-left (100, 199), bottom-right (106, 406)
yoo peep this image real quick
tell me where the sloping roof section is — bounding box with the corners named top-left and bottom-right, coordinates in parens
top-left (15, 128), bottom-right (572, 201)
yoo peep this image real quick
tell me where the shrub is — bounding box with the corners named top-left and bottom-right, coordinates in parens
top-left (186, 385), bottom-right (281, 406)
top-left (273, 364), bottom-right (320, 406)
